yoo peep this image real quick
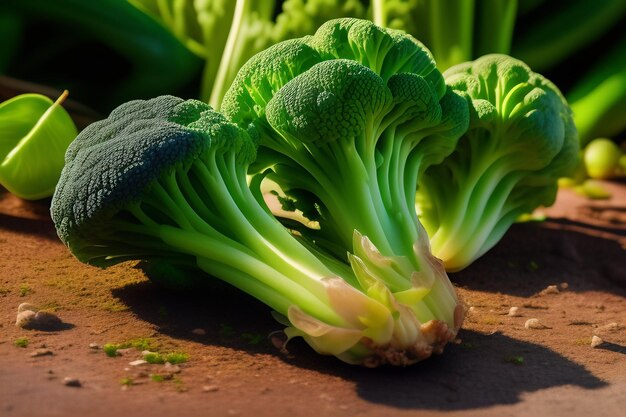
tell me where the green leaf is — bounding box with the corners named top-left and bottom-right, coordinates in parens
top-left (0, 91), bottom-right (77, 200)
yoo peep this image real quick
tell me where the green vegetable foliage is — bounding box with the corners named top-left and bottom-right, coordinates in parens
top-left (416, 54), bottom-right (579, 271)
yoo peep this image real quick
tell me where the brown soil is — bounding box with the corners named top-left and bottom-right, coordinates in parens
top-left (0, 182), bottom-right (625, 417)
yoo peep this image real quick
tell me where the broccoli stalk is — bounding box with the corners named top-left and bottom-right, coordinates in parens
top-left (416, 54), bottom-right (579, 271)
top-left (51, 95), bottom-right (463, 366)
top-left (222, 18), bottom-right (467, 344)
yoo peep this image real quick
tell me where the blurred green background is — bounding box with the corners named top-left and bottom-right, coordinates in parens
top-left (1, 0), bottom-right (625, 144)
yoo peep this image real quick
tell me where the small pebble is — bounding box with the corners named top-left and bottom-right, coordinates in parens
top-left (591, 335), bottom-right (604, 348)
top-left (129, 360), bottom-right (148, 366)
top-left (164, 363), bottom-right (181, 374)
top-left (16, 307), bottom-right (63, 331)
top-left (116, 348), bottom-right (134, 356)
top-left (203, 385), bottom-right (219, 393)
top-left (542, 285), bottom-right (559, 295)
top-left (525, 318), bottom-right (550, 329)
top-left (191, 328), bottom-right (207, 336)
top-left (30, 349), bottom-right (53, 357)
top-left (559, 282), bottom-right (569, 290)
top-left (89, 343), bottom-right (100, 350)
top-left (508, 307), bottom-right (520, 317)
top-left (63, 377), bottom-right (81, 387)
top-left (17, 303), bottom-right (38, 313)
top-left (16, 310), bottom-right (37, 328)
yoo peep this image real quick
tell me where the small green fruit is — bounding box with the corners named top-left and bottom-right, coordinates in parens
top-left (583, 138), bottom-right (622, 179)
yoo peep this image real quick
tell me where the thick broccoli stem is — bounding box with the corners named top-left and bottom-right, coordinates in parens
top-left (263, 127), bottom-right (418, 270)
top-left (113, 147), bottom-right (362, 327)
top-left (261, 127), bottom-right (458, 329)
top-left (161, 226), bottom-right (342, 325)
top-left (419, 129), bottom-right (530, 271)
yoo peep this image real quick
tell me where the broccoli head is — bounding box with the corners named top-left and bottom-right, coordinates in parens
top-left (222, 17), bottom-right (467, 348)
top-left (51, 95), bottom-right (463, 366)
top-left (416, 54), bottom-right (579, 271)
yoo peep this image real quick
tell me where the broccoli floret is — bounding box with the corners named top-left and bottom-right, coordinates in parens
top-left (416, 54), bottom-right (579, 271)
top-left (51, 95), bottom-right (462, 366)
top-left (222, 18), bottom-right (466, 345)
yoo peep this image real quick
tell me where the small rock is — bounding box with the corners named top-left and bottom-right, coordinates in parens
top-left (129, 360), bottom-right (148, 366)
top-left (559, 282), bottom-right (569, 290)
top-left (164, 363), bottom-right (181, 374)
top-left (63, 377), bottom-right (81, 387)
top-left (16, 308), bottom-right (63, 331)
top-left (30, 349), bottom-right (53, 357)
top-left (18, 303), bottom-right (38, 313)
top-left (508, 307), bottom-right (521, 317)
top-left (525, 318), bottom-right (551, 329)
top-left (89, 343), bottom-right (100, 350)
top-left (191, 328), bottom-right (207, 336)
top-left (541, 285), bottom-right (559, 295)
top-left (141, 350), bottom-right (156, 356)
top-left (116, 348), bottom-right (135, 356)
top-left (16, 310), bottom-right (37, 328)
top-left (203, 385), bottom-right (219, 393)
top-left (591, 335), bottom-right (604, 348)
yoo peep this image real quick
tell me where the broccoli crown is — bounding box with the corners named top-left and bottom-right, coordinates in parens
top-left (265, 59), bottom-right (392, 146)
top-left (51, 96), bottom-right (255, 248)
top-left (222, 18), bottom-right (444, 126)
top-left (417, 54), bottom-right (579, 271)
top-left (443, 54), bottom-right (578, 174)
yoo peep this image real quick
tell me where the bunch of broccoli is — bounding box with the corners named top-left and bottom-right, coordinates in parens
top-left (51, 18), bottom-right (577, 366)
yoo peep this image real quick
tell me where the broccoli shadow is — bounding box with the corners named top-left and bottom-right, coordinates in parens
top-left (0, 192), bottom-right (58, 241)
top-left (112, 275), bottom-right (607, 411)
top-left (111, 273), bottom-right (281, 355)
top-left (451, 220), bottom-right (626, 296)
top-left (277, 329), bottom-right (607, 410)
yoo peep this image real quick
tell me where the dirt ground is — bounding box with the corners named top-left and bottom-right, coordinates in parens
top-left (0, 180), bottom-right (624, 417)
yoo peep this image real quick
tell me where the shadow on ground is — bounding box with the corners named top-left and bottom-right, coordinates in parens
top-left (282, 329), bottom-right (607, 410)
top-left (113, 276), bottom-right (608, 411)
top-left (453, 220), bottom-right (626, 295)
top-left (0, 193), bottom-right (58, 241)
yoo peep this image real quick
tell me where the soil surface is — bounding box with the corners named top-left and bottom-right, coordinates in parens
top-left (0, 182), bottom-right (625, 417)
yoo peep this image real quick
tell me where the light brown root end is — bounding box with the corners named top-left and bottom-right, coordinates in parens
top-left (361, 319), bottom-right (459, 367)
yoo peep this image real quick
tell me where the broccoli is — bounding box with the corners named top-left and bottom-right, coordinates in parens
top-left (51, 95), bottom-right (463, 366)
top-left (416, 54), bottom-right (579, 271)
top-left (222, 17), bottom-right (466, 342)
